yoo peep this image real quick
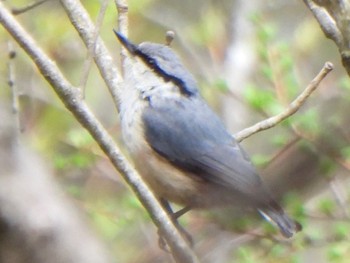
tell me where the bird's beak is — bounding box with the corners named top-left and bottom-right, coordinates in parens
top-left (113, 30), bottom-right (137, 54)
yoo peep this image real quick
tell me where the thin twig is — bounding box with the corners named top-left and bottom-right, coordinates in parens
top-left (115, 0), bottom-right (129, 76)
top-left (328, 176), bottom-right (350, 219)
top-left (0, 4), bottom-right (199, 263)
top-left (306, 212), bottom-right (350, 222)
top-left (235, 62), bottom-right (334, 142)
top-left (79, 0), bottom-right (109, 98)
top-left (11, 0), bottom-right (48, 15)
top-left (262, 136), bottom-right (301, 169)
top-left (60, 0), bottom-right (122, 111)
top-left (7, 41), bottom-right (21, 142)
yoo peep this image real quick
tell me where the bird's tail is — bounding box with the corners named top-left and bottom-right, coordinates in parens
top-left (258, 201), bottom-right (302, 238)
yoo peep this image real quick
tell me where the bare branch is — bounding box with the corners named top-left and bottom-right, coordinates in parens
top-left (303, 0), bottom-right (350, 76)
top-left (6, 41), bottom-right (21, 141)
top-left (303, 0), bottom-right (343, 46)
top-left (328, 176), bottom-right (350, 219)
top-left (115, 0), bottom-right (129, 75)
top-left (0, 3), bottom-right (199, 263)
top-left (59, 0), bottom-right (122, 110)
top-left (79, 0), bottom-right (109, 98)
top-left (235, 62), bottom-right (334, 142)
top-left (11, 0), bottom-right (48, 15)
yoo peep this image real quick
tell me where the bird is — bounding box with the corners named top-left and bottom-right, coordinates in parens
top-left (114, 30), bottom-right (301, 239)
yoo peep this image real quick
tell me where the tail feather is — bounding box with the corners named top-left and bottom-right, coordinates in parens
top-left (258, 203), bottom-right (302, 238)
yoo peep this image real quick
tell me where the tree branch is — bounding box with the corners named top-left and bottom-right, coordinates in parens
top-left (235, 62), bottom-right (333, 142)
top-left (78, 0), bottom-right (109, 97)
top-left (115, 0), bottom-right (129, 73)
top-left (7, 41), bottom-right (21, 142)
top-left (59, 0), bottom-right (122, 110)
top-left (11, 0), bottom-right (48, 15)
top-left (0, 3), bottom-right (199, 263)
top-left (303, 0), bottom-right (350, 76)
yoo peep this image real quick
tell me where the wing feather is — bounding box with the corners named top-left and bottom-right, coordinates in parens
top-left (143, 95), bottom-right (268, 203)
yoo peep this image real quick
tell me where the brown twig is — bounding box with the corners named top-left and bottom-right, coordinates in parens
top-left (235, 62), bottom-right (334, 142)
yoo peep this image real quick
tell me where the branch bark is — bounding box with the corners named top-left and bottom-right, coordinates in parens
top-left (235, 62), bottom-right (333, 142)
top-left (303, 0), bottom-right (350, 76)
top-left (59, 0), bottom-right (123, 110)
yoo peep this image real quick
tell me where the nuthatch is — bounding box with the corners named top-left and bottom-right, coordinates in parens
top-left (114, 31), bottom-right (301, 238)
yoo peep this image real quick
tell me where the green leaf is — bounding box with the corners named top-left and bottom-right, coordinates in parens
top-left (292, 109), bottom-right (320, 136)
top-left (333, 222), bottom-right (350, 240)
top-left (328, 243), bottom-right (350, 262)
top-left (214, 78), bottom-right (230, 93)
top-left (251, 154), bottom-right (270, 167)
top-left (243, 84), bottom-right (276, 112)
top-left (236, 247), bottom-right (255, 263)
top-left (67, 129), bottom-right (94, 148)
top-left (339, 76), bottom-right (350, 91)
top-left (341, 146), bottom-right (350, 159)
top-left (318, 198), bottom-right (336, 215)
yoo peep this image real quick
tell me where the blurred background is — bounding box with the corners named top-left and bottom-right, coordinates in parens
top-left (1, 0), bottom-right (350, 262)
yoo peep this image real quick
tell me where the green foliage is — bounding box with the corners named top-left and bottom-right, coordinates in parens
top-left (292, 109), bottom-right (320, 136)
top-left (214, 78), bottom-right (230, 93)
top-left (333, 222), bottom-right (350, 240)
top-left (271, 133), bottom-right (289, 147)
top-left (243, 83), bottom-right (276, 112)
top-left (65, 185), bottom-right (83, 199)
top-left (87, 194), bottom-right (144, 241)
top-left (268, 243), bottom-right (287, 258)
top-left (54, 151), bottom-right (94, 170)
top-left (128, 0), bottom-right (154, 13)
top-left (52, 129), bottom-right (96, 170)
top-left (283, 193), bottom-right (305, 220)
top-left (320, 157), bottom-right (337, 177)
top-left (339, 77), bottom-right (350, 92)
top-left (250, 153), bottom-right (271, 167)
top-left (250, 13), bottom-right (277, 44)
top-left (236, 247), bottom-right (256, 263)
top-left (187, 7), bottom-right (225, 45)
top-left (90, 207), bottom-right (121, 241)
top-left (340, 146), bottom-right (350, 160)
top-left (318, 198), bottom-right (336, 215)
top-left (327, 242), bottom-right (350, 263)
top-left (67, 129), bottom-right (95, 148)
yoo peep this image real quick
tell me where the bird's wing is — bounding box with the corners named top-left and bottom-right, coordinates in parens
top-left (142, 95), bottom-right (268, 201)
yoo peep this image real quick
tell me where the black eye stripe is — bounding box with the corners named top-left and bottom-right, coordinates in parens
top-left (135, 48), bottom-right (195, 97)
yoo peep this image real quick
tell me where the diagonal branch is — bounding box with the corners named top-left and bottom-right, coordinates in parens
top-left (303, 0), bottom-right (350, 76)
top-left (78, 0), bottom-right (109, 97)
top-left (115, 0), bottom-right (129, 73)
top-left (0, 3), bottom-right (199, 263)
top-left (235, 62), bottom-right (333, 142)
top-left (59, 0), bottom-right (122, 110)
top-left (11, 0), bottom-right (48, 15)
